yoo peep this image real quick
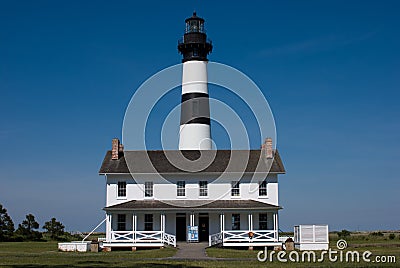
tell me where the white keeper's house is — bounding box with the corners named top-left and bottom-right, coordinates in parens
top-left (99, 12), bottom-right (285, 250)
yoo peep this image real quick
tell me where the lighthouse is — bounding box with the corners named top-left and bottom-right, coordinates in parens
top-left (178, 12), bottom-right (213, 150)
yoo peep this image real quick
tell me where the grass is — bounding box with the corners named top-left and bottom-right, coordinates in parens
top-left (206, 235), bottom-right (400, 267)
top-left (0, 237), bottom-right (399, 267)
top-left (0, 242), bottom-right (177, 267)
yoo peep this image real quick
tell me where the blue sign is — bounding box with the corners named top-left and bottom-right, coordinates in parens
top-left (187, 225), bottom-right (198, 242)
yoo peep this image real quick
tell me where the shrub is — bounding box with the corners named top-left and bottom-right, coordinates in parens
top-left (337, 229), bottom-right (351, 238)
top-left (369, 231), bottom-right (384, 237)
top-left (388, 233), bottom-right (395, 240)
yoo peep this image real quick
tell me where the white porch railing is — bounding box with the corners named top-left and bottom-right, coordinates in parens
top-left (163, 232), bottom-right (176, 247)
top-left (112, 231), bottom-right (134, 242)
top-left (135, 231), bottom-right (162, 243)
top-left (209, 230), bottom-right (278, 246)
top-left (110, 231), bottom-right (176, 246)
top-left (209, 232), bottom-right (223, 246)
top-left (224, 230), bottom-right (277, 242)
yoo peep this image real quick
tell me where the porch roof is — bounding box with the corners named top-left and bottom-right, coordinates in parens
top-left (99, 149), bottom-right (285, 175)
top-left (104, 200), bottom-right (281, 211)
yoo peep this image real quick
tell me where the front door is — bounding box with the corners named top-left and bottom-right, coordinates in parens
top-left (176, 214), bottom-right (186, 241)
top-left (198, 215), bottom-right (209, 242)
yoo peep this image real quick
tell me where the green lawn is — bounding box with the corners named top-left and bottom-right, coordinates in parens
top-left (0, 242), bottom-right (177, 267)
top-left (0, 240), bottom-right (399, 267)
top-left (205, 237), bottom-right (400, 267)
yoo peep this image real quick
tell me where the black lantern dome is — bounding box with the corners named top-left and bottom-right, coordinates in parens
top-left (178, 12), bottom-right (213, 62)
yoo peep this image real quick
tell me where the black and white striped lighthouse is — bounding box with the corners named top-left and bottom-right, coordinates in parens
top-left (178, 12), bottom-right (213, 150)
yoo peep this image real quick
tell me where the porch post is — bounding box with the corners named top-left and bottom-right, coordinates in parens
top-left (106, 213), bottom-right (112, 242)
top-left (220, 213), bottom-right (225, 233)
top-left (161, 213), bottom-right (165, 233)
top-left (190, 212), bottom-right (195, 227)
top-left (273, 211), bottom-right (278, 240)
top-left (276, 211), bottom-right (279, 240)
top-left (160, 213), bottom-right (165, 243)
top-left (133, 213), bottom-right (137, 242)
top-left (248, 213), bottom-right (253, 231)
top-left (248, 213), bottom-right (254, 250)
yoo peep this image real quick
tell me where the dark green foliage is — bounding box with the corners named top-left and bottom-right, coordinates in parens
top-left (43, 218), bottom-right (65, 240)
top-left (0, 204), bottom-right (15, 241)
top-left (15, 214), bottom-right (42, 241)
top-left (369, 231), bottom-right (384, 237)
top-left (337, 229), bottom-right (351, 238)
top-left (389, 233), bottom-right (395, 240)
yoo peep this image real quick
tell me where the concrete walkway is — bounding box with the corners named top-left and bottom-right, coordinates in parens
top-left (170, 242), bottom-right (211, 259)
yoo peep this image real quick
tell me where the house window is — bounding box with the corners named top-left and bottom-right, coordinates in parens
top-left (232, 214), bottom-right (240, 230)
top-left (231, 181), bottom-right (240, 196)
top-left (177, 181), bottom-right (186, 197)
top-left (117, 214), bottom-right (126, 231)
top-left (117, 181), bottom-right (126, 197)
top-left (192, 100), bottom-right (199, 116)
top-left (199, 181), bottom-right (208, 196)
top-left (144, 214), bottom-right (153, 231)
top-left (259, 180), bottom-right (267, 196)
top-left (259, 213), bottom-right (268, 230)
top-left (145, 182), bottom-right (153, 197)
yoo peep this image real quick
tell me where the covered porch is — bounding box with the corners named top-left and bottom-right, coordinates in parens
top-left (103, 199), bottom-right (281, 248)
top-left (209, 211), bottom-right (280, 247)
top-left (103, 212), bottom-right (176, 248)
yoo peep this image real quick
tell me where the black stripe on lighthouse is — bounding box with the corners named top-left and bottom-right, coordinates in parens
top-left (180, 92), bottom-right (210, 125)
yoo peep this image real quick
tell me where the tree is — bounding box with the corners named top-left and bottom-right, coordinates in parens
top-left (0, 204), bottom-right (15, 241)
top-left (43, 218), bottom-right (65, 240)
top-left (16, 214), bottom-right (42, 241)
top-left (337, 229), bottom-right (351, 238)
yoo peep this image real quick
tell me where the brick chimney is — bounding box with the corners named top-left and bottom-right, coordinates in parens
top-left (112, 138), bottom-right (122, 160)
top-left (261, 137), bottom-right (273, 159)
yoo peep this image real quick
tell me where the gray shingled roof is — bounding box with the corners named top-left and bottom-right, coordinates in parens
top-left (104, 199), bottom-right (280, 211)
top-left (99, 150), bottom-right (285, 174)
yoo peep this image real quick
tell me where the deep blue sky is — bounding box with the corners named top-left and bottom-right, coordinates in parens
top-left (1, 1), bottom-right (399, 232)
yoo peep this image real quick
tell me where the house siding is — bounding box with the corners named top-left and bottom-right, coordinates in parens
top-left (105, 173), bottom-right (279, 207)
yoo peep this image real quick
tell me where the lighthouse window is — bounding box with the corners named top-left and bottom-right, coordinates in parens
top-left (177, 181), bottom-right (186, 196)
top-left (192, 100), bottom-right (199, 116)
top-left (189, 20), bottom-right (199, 32)
top-left (193, 49), bottom-right (199, 56)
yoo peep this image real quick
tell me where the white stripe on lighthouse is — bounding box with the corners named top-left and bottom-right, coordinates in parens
top-left (182, 61), bottom-right (208, 94)
top-left (179, 124), bottom-right (212, 150)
